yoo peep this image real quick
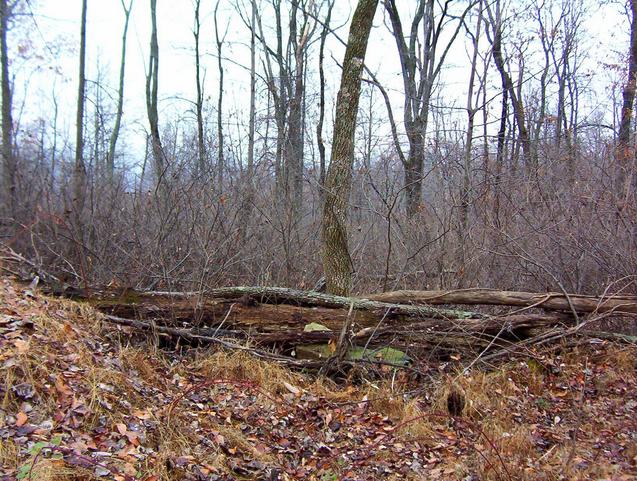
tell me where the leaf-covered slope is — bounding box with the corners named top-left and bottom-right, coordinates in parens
top-left (1, 278), bottom-right (636, 481)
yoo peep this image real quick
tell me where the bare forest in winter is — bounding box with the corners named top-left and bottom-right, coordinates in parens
top-left (3, 1), bottom-right (637, 480)
top-left (0, 0), bottom-right (634, 298)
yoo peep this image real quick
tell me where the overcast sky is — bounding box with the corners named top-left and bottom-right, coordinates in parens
top-left (9, 0), bottom-right (630, 167)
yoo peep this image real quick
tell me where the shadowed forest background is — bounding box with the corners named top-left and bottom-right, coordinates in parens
top-left (1, 0), bottom-right (636, 297)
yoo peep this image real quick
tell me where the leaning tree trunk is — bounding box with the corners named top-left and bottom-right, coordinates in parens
top-left (616, 0), bottom-right (637, 205)
top-left (146, 0), bottom-right (166, 187)
top-left (321, 0), bottom-right (378, 296)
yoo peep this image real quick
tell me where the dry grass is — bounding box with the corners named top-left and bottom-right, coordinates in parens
top-left (1, 279), bottom-right (636, 480)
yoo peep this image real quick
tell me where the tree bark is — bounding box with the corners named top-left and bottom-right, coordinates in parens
top-left (73, 0), bottom-right (88, 221)
top-left (616, 0), bottom-right (637, 204)
top-left (364, 289), bottom-right (637, 315)
top-left (0, 0), bottom-right (14, 215)
top-left (321, 0), bottom-right (378, 296)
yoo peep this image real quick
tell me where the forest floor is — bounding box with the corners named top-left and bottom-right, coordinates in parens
top-left (1, 277), bottom-right (636, 481)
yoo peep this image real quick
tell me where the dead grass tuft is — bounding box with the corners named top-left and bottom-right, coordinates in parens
top-left (192, 349), bottom-right (304, 396)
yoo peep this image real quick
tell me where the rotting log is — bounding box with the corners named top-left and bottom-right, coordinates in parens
top-left (362, 289), bottom-right (637, 315)
top-left (90, 290), bottom-right (574, 355)
top-left (143, 286), bottom-right (481, 319)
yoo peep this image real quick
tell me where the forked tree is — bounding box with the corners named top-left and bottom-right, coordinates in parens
top-left (384, 0), bottom-right (475, 217)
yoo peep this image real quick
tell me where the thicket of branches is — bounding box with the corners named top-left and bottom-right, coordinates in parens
top-left (1, 0), bottom-right (636, 296)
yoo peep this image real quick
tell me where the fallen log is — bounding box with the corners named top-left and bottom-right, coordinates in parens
top-left (363, 289), bottom-right (637, 315)
top-left (91, 288), bottom-right (574, 360)
top-left (142, 286), bottom-right (481, 320)
top-left (91, 290), bottom-right (570, 336)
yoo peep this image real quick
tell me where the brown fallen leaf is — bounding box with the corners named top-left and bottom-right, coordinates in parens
top-left (13, 339), bottom-right (29, 354)
top-left (115, 422), bottom-right (127, 435)
top-left (15, 411), bottom-right (28, 426)
top-left (283, 382), bottom-right (301, 395)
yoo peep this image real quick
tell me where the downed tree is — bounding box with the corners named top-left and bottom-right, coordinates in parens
top-left (363, 289), bottom-right (637, 315)
top-left (142, 286), bottom-right (482, 319)
top-left (89, 286), bottom-right (577, 363)
top-left (90, 287), bottom-right (571, 334)
top-left (2, 249), bottom-right (633, 372)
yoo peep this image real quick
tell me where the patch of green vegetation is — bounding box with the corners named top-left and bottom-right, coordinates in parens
top-left (319, 470), bottom-right (338, 481)
top-left (535, 397), bottom-right (551, 410)
top-left (295, 344), bottom-right (410, 365)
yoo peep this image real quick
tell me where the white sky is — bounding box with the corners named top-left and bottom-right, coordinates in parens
top-left (9, 0), bottom-right (630, 167)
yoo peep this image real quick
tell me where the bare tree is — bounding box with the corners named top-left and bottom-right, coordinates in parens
top-left (484, 0), bottom-right (531, 167)
top-left (146, 0), bottom-right (167, 186)
top-left (214, 0), bottom-right (226, 191)
top-left (255, 0), bottom-right (316, 218)
top-left (193, 0), bottom-right (207, 177)
top-left (459, 0), bottom-right (484, 281)
top-left (321, 0), bottom-right (378, 295)
top-left (106, 0), bottom-right (133, 181)
top-left (384, 0), bottom-right (474, 217)
top-left (239, 0), bottom-right (257, 237)
top-left (316, 0), bottom-right (334, 194)
top-left (73, 0), bottom-right (87, 217)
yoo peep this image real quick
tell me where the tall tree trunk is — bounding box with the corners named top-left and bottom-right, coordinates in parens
top-left (247, 0), bottom-right (256, 196)
top-left (71, 0), bottom-right (89, 286)
top-left (282, 0), bottom-right (307, 220)
top-left (286, 38), bottom-right (304, 218)
top-left (459, 0), bottom-right (483, 284)
top-left (146, 0), bottom-right (166, 187)
top-left (316, 1), bottom-right (333, 196)
top-left (194, 0), bottom-right (206, 177)
top-left (214, 0), bottom-right (225, 192)
top-left (617, 0), bottom-right (637, 205)
top-left (73, 0), bottom-right (88, 219)
top-left (0, 0), bottom-right (14, 216)
top-left (494, 83), bottom-right (508, 228)
top-left (321, 0), bottom-right (378, 296)
top-left (238, 0), bottom-right (257, 243)
top-left (385, 0), bottom-right (473, 218)
top-left (106, 0), bottom-right (133, 181)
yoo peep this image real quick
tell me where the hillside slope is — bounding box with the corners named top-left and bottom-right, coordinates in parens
top-left (1, 278), bottom-right (636, 480)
